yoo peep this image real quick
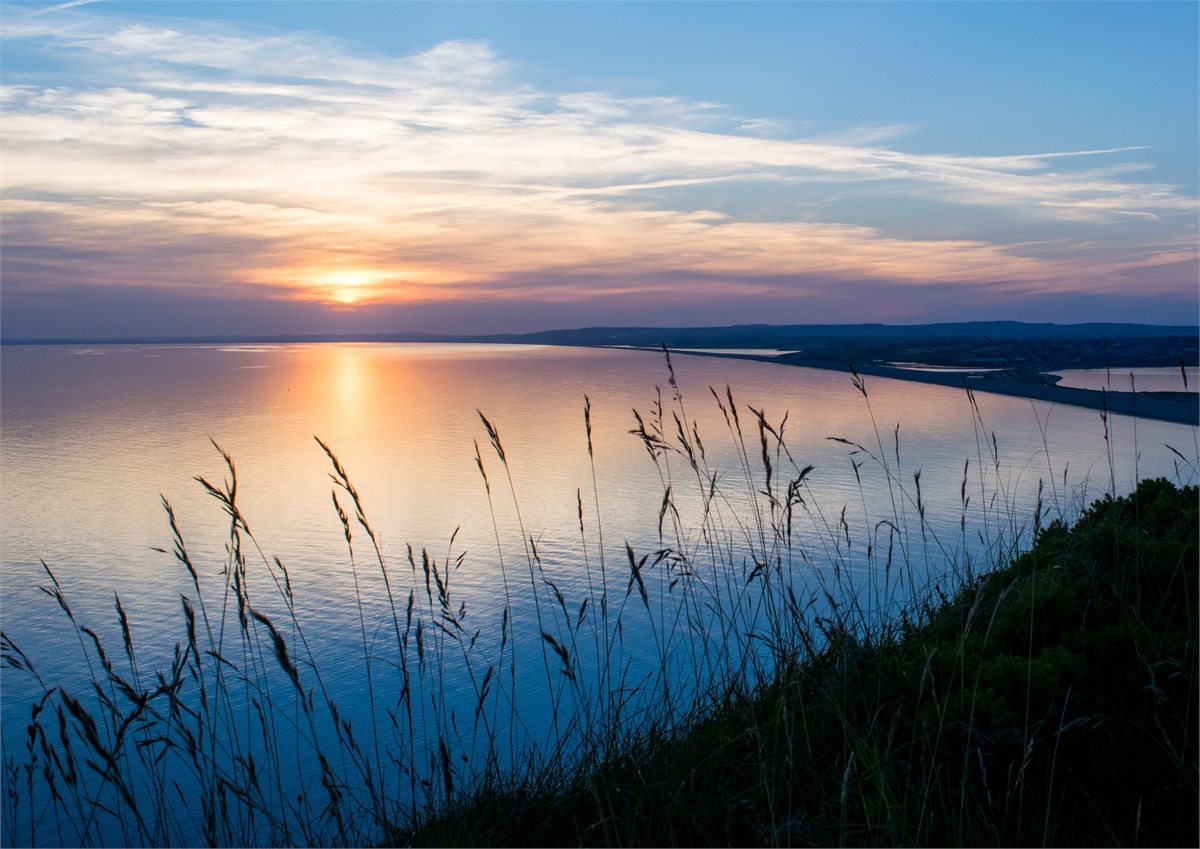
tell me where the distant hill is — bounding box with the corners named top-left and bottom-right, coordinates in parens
top-left (468, 321), bottom-right (1199, 348)
top-left (3, 320), bottom-right (1196, 348)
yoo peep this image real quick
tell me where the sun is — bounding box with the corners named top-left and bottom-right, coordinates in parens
top-left (326, 270), bottom-right (376, 305)
top-left (267, 264), bottom-right (443, 305)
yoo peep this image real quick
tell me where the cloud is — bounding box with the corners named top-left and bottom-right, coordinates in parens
top-left (1, 4), bottom-right (1196, 335)
top-left (24, 0), bottom-right (104, 15)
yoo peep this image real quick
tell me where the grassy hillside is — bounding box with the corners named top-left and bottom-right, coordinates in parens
top-left (404, 478), bottom-right (1198, 847)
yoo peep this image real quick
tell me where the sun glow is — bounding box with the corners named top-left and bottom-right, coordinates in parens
top-left (266, 265), bottom-right (456, 306)
top-left (248, 263), bottom-right (463, 306)
top-left (269, 266), bottom-right (399, 306)
top-left (323, 269), bottom-right (379, 305)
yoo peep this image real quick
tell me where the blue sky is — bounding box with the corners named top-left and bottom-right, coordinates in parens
top-left (2, 1), bottom-right (1197, 337)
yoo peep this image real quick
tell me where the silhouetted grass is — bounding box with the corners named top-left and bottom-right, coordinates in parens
top-left (2, 355), bottom-right (1196, 847)
top-left (408, 477), bottom-right (1196, 847)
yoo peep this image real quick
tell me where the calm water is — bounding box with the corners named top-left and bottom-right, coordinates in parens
top-left (3, 343), bottom-right (1196, 845)
top-left (1052, 366), bottom-right (1198, 393)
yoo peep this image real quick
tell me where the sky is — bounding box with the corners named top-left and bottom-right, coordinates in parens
top-left (1, 0), bottom-right (1197, 338)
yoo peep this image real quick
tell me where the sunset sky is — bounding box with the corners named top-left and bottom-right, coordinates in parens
top-left (2, 0), bottom-right (1197, 338)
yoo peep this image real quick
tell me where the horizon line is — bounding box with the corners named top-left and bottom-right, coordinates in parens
top-left (3, 319), bottom-right (1199, 347)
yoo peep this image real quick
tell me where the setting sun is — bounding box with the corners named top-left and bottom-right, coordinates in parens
top-left (270, 266), bottom-right (401, 306)
top-left (267, 265), bottom-right (456, 307)
top-left (325, 269), bottom-right (377, 305)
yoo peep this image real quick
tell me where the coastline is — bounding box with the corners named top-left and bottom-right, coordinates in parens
top-left (661, 348), bottom-right (1200, 426)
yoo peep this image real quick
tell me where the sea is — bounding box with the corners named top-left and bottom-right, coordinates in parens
top-left (2, 343), bottom-right (1196, 846)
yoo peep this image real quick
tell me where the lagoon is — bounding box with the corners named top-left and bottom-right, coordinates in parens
top-left (2, 343), bottom-right (1196, 846)
top-left (1051, 365), bottom-right (1198, 393)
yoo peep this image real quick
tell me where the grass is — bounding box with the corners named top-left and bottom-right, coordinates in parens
top-left (404, 477), bottom-right (1197, 848)
top-left (2, 352), bottom-right (1197, 847)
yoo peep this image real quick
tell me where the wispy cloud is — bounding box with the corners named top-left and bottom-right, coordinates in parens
top-left (1, 5), bottom-right (1195, 330)
top-left (23, 0), bottom-right (105, 15)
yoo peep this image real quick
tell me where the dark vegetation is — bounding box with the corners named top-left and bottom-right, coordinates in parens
top-left (404, 478), bottom-right (1199, 847)
top-left (775, 333), bottom-right (1198, 372)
